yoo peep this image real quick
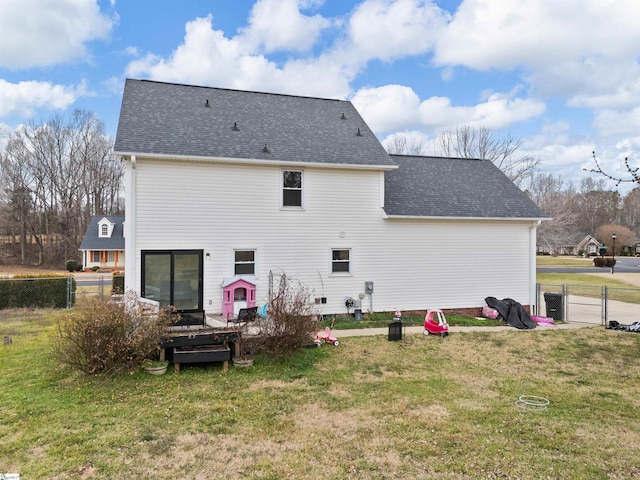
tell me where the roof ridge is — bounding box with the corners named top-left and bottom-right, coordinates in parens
top-left (133, 78), bottom-right (348, 104)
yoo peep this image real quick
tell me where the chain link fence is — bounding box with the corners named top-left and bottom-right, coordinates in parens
top-left (536, 283), bottom-right (640, 325)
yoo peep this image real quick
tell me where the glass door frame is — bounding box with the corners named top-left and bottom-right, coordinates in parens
top-left (141, 249), bottom-right (203, 312)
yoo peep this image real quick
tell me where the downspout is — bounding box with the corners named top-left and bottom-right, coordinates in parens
top-left (124, 155), bottom-right (137, 294)
top-left (530, 220), bottom-right (541, 315)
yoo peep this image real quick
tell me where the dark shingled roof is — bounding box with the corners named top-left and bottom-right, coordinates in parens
top-left (79, 216), bottom-right (125, 251)
top-left (385, 155), bottom-right (549, 219)
top-left (114, 79), bottom-right (395, 167)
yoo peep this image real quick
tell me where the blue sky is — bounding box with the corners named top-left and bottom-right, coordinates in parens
top-left (2, 0), bottom-right (640, 191)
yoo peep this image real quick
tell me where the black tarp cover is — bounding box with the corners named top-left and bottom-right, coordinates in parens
top-left (484, 297), bottom-right (537, 330)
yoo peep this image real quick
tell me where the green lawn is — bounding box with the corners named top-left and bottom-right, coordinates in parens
top-left (1, 308), bottom-right (639, 479)
top-left (537, 272), bottom-right (640, 304)
top-left (536, 255), bottom-right (596, 267)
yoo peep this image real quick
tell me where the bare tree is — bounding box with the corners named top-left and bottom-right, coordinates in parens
top-left (528, 173), bottom-right (578, 253)
top-left (383, 134), bottom-right (428, 155)
top-left (620, 188), bottom-right (640, 232)
top-left (436, 126), bottom-right (539, 186)
top-left (572, 178), bottom-right (620, 235)
top-left (0, 110), bottom-right (123, 266)
top-left (0, 134), bottom-right (35, 263)
top-left (595, 224), bottom-right (636, 256)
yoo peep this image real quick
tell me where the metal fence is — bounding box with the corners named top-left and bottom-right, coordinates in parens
top-left (0, 274), bottom-right (114, 309)
top-left (70, 275), bottom-right (114, 305)
top-left (536, 282), bottom-right (640, 325)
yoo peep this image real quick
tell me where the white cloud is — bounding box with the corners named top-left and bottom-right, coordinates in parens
top-left (123, 1), bottom-right (453, 101)
top-left (352, 84), bottom-right (545, 135)
top-left (347, 0), bottom-right (449, 61)
top-left (435, 0), bottom-right (640, 71)
top-left (240, 0), bottom-right (331, 53)
top-left (0, 0), bottom-right (114, 69)
top-left (125, 15), bottom-right (353, 99)
top-left (435, 0), bottom-right (640, 112)
top-left (0, 79), bottom-right (88, 117)
top-left (593, 107), bottom-right (640, 139)
top-left (351, 85), bottom-right (421, 132)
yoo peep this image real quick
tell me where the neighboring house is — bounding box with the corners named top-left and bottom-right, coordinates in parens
top-left (79, 215), bottom-right (125, 270)
top-left (113, 79), bottom-right (549, 318)
top-left (575, 234), bottom-right (601, 256)
top-left (543, 234), bottom-right (602, 256)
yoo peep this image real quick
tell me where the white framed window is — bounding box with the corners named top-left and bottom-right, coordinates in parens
top-left (331, 248), bottom-right (351, 274)
top-left (234, 249), bottom-right (256, 275)
top-left (101, 224), bottom-right (109, 236)
top-left (282, 170), bottom-right (303, 208)
top-left (108, 251), bottom-right (115, 262)
top-left (92, 251), bottom-right (100, 263)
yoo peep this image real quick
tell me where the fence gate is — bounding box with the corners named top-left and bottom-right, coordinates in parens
top-left (536, 283), bottom-right (605, 325)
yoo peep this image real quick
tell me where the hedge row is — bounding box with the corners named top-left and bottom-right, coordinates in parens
top-left (593, 257), bottom-right (617, 268)
top-left (0, 275), bottom-right (76, 309)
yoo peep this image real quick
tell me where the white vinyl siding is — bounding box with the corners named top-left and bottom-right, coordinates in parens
top-left (128, 158), bottom-right (536, 315)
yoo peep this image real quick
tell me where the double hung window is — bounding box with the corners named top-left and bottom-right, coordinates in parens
top-left (331, 249), bottom-right (350, 274)
top-left (283, 170), bottom-right (302, 207)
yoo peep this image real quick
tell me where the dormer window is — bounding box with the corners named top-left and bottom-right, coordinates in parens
top-left (98, 218), bottom-right (114, 238)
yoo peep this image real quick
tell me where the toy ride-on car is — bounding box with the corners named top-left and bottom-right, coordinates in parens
top-left (424, 309), bottom-right (449, 337)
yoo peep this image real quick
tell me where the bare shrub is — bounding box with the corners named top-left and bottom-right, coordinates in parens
top-left (56, 292), bottom-right (173, 374)
top-left (253, 274), bottom-right (317, 357)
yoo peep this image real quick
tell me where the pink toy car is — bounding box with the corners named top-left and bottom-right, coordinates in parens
top-left (424, 309), bottom-right (449, 337)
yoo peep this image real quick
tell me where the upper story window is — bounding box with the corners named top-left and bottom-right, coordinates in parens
top-left (98, 218), bottom-right (113, 238)
top-left (283, 170), bottom-right (302, 208)
top-left (332, 249), bottom-right (350, 274)
top-left (234, 250), bottom-right (256, 275)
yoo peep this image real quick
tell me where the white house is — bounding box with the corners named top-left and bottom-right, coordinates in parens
top-left (78, 215), bottom-right (125, 270)
top-left (113, 79), bottom-right (549, 318)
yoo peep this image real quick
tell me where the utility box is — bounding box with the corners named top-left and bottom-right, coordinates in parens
top-left (544, 292), bottom-right (564, 321)
top-left (364, 281), bottom-right (374, 294)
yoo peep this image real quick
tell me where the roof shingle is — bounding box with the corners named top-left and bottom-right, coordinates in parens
top-left (114, 79), bottom-right (395, 167)
top-left (385, 155), bottom-right (549, 219)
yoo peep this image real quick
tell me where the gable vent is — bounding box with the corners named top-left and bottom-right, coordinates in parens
top-left (232, 122), bottom-right (239, 131)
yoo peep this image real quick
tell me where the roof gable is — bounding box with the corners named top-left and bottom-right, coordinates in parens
top-left (385, 155), bottom-right (549, 219)
top-left (79, 215), bottom-right (125, 251)
top-left (114, 79), bottom-right (394, 168)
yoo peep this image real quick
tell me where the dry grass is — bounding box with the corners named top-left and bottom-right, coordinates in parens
top-left (1, 310), bottom-right (639, 479)
top-left (0, 265), bottom-right (69, 277)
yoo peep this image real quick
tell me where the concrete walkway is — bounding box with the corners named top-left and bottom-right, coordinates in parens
top-left (334, 293), bottom-right (640, 338)
top-left (334, 321), bottom-right (596, 339)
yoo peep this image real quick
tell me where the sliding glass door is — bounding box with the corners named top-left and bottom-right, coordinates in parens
top-left (142, 250), bottom-right (203, 311)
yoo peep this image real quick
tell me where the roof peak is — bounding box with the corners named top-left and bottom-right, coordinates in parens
top-left (132, 78), bottom-right (348, 104)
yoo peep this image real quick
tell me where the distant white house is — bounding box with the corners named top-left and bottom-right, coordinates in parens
top-left (113, 79), bottom-right (549, 318)
top-left (79, 215), bottom-right (125, 270)
top-left (575, 235), bottom-right (601, 256)
top-left (538, 234), bottom-right (602, 256)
